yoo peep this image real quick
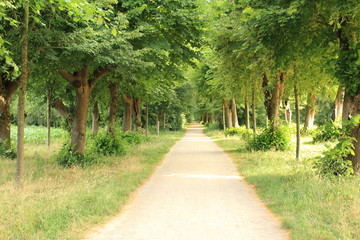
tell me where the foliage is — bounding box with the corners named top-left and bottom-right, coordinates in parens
top-left (0, 141), bottom-right (16, 159)
top-left (120, 131), bottom-right (145, 145)
top-left (205, 122), bottom-right (221, 131)
top-left (247, 126), bottom-right (290, 151)
top-left (90, 131), bottom-right (127, 156)
top-left (313, 136), bottom-right (355, 177)
top-left (56, 144), bottom-right (97, 168)
top-left (224, 127), bottom-right (253, 140)
top-left (312, 121), bottom-right (342, 143)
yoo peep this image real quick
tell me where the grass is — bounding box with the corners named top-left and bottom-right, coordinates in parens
top-left (205, 129), bottom-right (360, 240)
top-left (0, 128), bottom-right (184, 240)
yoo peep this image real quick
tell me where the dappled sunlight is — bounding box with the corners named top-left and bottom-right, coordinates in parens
top-left (164, 173), bottom-right (242, 180)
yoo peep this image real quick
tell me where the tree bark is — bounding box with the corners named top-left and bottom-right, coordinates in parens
top-left (230, 98), bottom-right (239, 128)
top-left (303, 93), bottom-right (316, 132)
top-left (134, 98), bottom-right (142, 131)
top-left (333, 86), bottom-right (345, 122)
top-left (223, 99), bottom-right (232, 128)
top-left (343, 93), bottom-right (360, 173)
top-left (47, 88), bottom-right (51, 147)
top-left (92, 100), bottom-right (99, 136)
top-left (53, 99), bottom-right (73, 130)
top-left (59, 66), bottom-right (110, 155)
top-left (0, 77), bottom-right (19, 148)
top-left (108, 82), bottom-right (118, 135)
top-left (222, 102), bottom-right (226, 130)
top-left (17, 1), bottom-right (29, 189)
top-left (294, 83), bottom-right (300, 159)
top-left (146, 103), bottom-right (149, 136)
top-left (284, 100), bottom-right (292, 124)
top-left (252, 88), bottom-right (257, 134)
top-left (156, 114), bottom-right (160, 135)
top-left (245, 96), bottom-right (250, 129)
top-left (122, 94), bottom-right (133, 132)
top-left (263, 72), bottom-right (286, 129)
top-left (71, 86), bottom-right (91, 155)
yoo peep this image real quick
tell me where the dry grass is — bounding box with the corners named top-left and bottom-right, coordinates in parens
top-left (0, 130), bottom-right (184, 240)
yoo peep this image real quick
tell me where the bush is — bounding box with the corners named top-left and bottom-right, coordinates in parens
top-left (120, 131), bottom-right (145, 145)
top-left (224, 127), bottom-right (253, 140)
top-left (205, 122), bottom-right (220, 131)
top-left (56, 144), bottom-right (97, 168)
top-left (0, 141), bottom-right (16, 159)
top-left (312, 121), bottom-right (342, 143)
top-left (313, 136), bottom-right (355, 177)
top-left (247, 126), bottom-right (290, 151)
top-left (224, 127), bottom-right (242, 136)
top-left (90, 131), bottom-right (127, 156)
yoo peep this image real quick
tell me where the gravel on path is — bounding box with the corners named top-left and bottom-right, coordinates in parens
top-left (84, 123), bottom-right (289, 240)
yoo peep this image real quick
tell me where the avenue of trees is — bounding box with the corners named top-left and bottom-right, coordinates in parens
top-left (194, 0), bottom-right (360, 174)
top-left (0, 0), bottom-right (201, 187)
top-left (1, 0), bottom-right (359, 189)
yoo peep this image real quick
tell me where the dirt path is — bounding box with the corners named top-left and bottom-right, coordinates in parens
top-left (85, 124), bottom-right (288, 240)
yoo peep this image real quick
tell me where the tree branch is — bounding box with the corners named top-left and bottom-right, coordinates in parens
top-left (59, 70), bottom-right (77, 84)
top-left (89, 67), bottom-right (110, 89)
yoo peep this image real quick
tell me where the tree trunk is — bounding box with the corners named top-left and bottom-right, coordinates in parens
top-left (59, 66), bottom-right (110, 155)
top-left (163, 112), bottom-right (166, 129)
top-left (134, 98), bottom-right (142, 131)
top-left (122, 94), bottom-right (133, 132)
top-left (146, 103), bottom-right (149, 136)
top-left (108, 82), bottom-right (118, 135)
top-left (226, 108), bottom-right (233, 128)
top-left (0, 75), bottom-right (19, 147)
top-left (284, 100), bottom-right (292, 124)
top-left (0, 96), bottom-right (12, 148)
top-left (252, 88), bottom-right (257, 134)
top-left (230, 98), bottom-right (239, 128)
top-left (47, 88), bottom-right (51, 147)
top-left (223, 99), bottom-right (232, 128)
top-left (343, 93), bottom-right (360, 173)
top-left (222, 102), bottom-right (226, 130)
top-left (294, 83), bottom-right (300, 159)
top-left (156, 115), bottom-right (160, 135)
top-left (333, 86), bottom-right (345, 122)
top-left (263, 72), bottom-right (285, 129)
top-left (303, 93), bottom-right (316, 132)
top-left (92, 100), bottom-right (99, 136)
top-left (245, 96), bottom-right (250, 129)
top-left (17, 1), bottom-right (29, 189)
top-left (71, 88), bottom-right (91, 155)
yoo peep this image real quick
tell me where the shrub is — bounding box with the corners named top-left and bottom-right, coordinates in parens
top-left (120, 131), bottom-right (145, 145)
top-left (313, 136), bottom-right (355, 177)
top-left (224, 127), bottom-right (253, 140)
top-left (247, 126), bottom-right (290, 151)
top-left (205, 122), bottom-right (220, 131)
top-left (0, 141), bottom-right (16, 159)
top-left (56, 144), bottom-right (97, 168)
top-left (90, 131), bottom-right (127, 156)
top-left (312, 121), bottom-right (342, 143)
top-left (224, 127), bottom-right (242, 136)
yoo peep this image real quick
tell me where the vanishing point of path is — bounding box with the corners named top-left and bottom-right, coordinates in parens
top-left (85, 124), bottom-right (288, 240)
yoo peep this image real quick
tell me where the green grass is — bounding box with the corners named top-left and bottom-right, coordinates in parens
top-left (0, 128), bottom-right (184, 240)
top-left (206, 129), bottom-right (360, 240)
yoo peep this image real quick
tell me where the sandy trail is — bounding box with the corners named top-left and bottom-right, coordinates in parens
top-left (85, 123), bottom-right (288, 240)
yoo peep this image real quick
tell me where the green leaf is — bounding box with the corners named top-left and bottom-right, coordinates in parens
top-left (111, 28), bottom-right (117, 36)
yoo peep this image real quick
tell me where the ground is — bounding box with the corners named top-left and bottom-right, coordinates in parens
top-left (84, 123), bottom-right (288, 240)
